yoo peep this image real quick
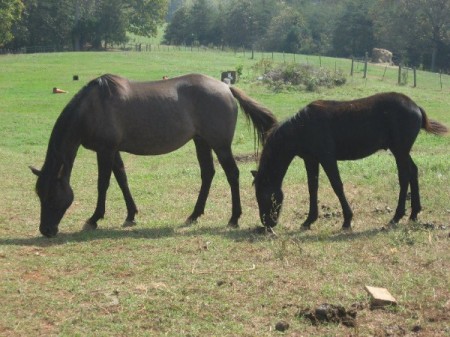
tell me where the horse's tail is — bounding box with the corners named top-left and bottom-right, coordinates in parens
top-left (419, 107), bottom-right (449, 136)
top-left (229, 86), bottom-right (278, 146)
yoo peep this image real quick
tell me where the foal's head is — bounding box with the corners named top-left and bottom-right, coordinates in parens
top-left (252, 170), bottom-right (284, 228)
top-left (30, 165), bottom-right (74, 237)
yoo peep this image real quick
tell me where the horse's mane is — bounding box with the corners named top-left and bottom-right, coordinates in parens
top-left (258, 114), bottom-right (297, 170)
top-left (50, 74), bottom-right (129, 143)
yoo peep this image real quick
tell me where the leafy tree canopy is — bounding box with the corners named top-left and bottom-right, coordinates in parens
top-left (0, 0), bottom-right (24, 46)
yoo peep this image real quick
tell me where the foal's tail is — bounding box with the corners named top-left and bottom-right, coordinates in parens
top-left (229, 86), bottom-right (278, 145)
top-left (419, 107), bottom-right (449, 136)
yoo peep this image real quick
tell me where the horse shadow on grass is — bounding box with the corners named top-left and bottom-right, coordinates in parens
top-left (0, 224), bottom-right (177, 247)
top-left (224, 225), bottom-right (386, 244)
top-left (0, 221), bottom-right (386, 248)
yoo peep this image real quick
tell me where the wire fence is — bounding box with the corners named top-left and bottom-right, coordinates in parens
top-left (348, 56), bottom-right (450, 90)
top-left (2, 43), bottom-right (450, 90)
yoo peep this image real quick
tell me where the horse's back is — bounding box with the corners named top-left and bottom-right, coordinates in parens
top-left (298, 93), bottom-right (423, 160)
top-left (79, 74), bottom-right (238, 155)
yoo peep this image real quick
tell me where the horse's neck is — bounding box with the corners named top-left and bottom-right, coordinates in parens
top-left (43, 113), bottom-right (81, 180)
top-left (260, 127), bottom-right (296, 187)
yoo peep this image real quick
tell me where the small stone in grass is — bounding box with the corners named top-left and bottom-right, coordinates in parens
top-left (216, 280), bottom-right (226, 287)
top-left (275, 320), bottom-right (289, 332)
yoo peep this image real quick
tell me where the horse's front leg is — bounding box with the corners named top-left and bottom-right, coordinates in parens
top-left (186, 137), bottom-right (215, 225)
top-left (83, 152), bottom-right (115, 231)
top-left (302, 158), bottom-right (319, 230)
top-left (320, 158), bottom-right (353, 230)
top-left (112, 152), bottom-right (138, 227)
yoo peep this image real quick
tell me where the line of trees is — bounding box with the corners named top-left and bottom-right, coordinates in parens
top-left (164, 0), bottom-right (450, 72)
top-left (1, 0), bottom-right (450, 71)
top-left (1, 0), bottom-right (168, 51)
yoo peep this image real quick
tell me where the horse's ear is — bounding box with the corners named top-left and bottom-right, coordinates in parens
top-left (29, 166), bottom-right (41, 177)
top-left (251, 170), bottom-right (258, 178)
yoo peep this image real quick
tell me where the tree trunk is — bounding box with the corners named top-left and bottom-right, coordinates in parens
top-left (431, 47), bottom-right (437, 72)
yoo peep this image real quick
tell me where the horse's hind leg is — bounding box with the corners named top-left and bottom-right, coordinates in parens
top-left (215, 146), bottom-right (241, 228)
top-left (112, 152), bottom-right (138, 227)
top-left (84, 151), bottom-right (115, 231)
top-left (391, 153), bottom-right (412, 224)
top-left (320, 158), bottom-right (353, 230)
top-left (186, 137), bottom-right (215, 225)
top-left (408, 155), bottom-right (421, 221)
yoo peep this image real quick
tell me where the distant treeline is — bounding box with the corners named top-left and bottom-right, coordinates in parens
top-left (2, 0), bottom-right (450, 72)
top-left (164, 0), bottom-right (450, 72)
top-left (1, 0), bottom-right (168, 51)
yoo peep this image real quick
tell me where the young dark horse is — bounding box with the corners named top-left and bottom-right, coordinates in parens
top-left (253, 92), bottom-right (448, 231)
top-left (31, 74), bottom-right (277, 237)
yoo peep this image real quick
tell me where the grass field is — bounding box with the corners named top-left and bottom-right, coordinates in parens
top-left (0, 50), bottom-right (449, 336)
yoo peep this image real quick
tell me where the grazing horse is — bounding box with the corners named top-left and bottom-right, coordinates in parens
top-left (252, 92), bottom-right (448, 230)
top-left (30, 74), bottom-right (277, 237)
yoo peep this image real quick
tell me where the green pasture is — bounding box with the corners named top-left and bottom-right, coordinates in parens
top-left (0, 50), bottom-right (449, 336)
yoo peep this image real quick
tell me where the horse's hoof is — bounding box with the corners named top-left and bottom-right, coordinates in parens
top-left (388, 219), bottom-right (399, 228)
top-left (83, 220), bottom-right (97, 231)
top-left (184, 217), bottom-right (197, 226)
top-left (227, 221), bottom-right (239, 229)
top-left (122, 220), bottom-right (136, 228)
top-left (300, 225), bottom-right (311, 231)
top-left (341, 226), bottom-right (353, 232)
top-left (381, 220), bottom-right (398, 231)
top-left (253, 226), bottom-right (275, 235)
top-left (301, 217), bottom-right (316, 230)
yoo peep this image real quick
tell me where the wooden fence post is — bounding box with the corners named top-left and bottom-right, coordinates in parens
top-left (382, 65), bottom-right (388, 80)
top-left (398, 65), bottom-right (402, 85)
top-left (363, 52), bottom-right (368, 78)
top-left (350, 57), bottom-right (354, 76)
top-left (363, 59), bottom-right (367, 79)
top-left (413, 67), bottom-right (417, 87)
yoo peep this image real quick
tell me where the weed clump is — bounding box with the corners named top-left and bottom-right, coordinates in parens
top-left (254, 60), bottom-right (346, 92)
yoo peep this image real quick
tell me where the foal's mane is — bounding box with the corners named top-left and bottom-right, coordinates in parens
top-left (258, 114), bottom-right (297, 172)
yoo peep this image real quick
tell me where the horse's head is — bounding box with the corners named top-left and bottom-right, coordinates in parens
top-left (252, 170), bottom-right (284, 228)
top-left (30, 166), bottom-right (74, 238)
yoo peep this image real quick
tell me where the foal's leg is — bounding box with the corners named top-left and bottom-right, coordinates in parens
top-left (84, 151), bottom-right (115, 230)
top-left (215, 147), bottom-right (241, 228)
top-left (186, 137), bottom-right (215, 225)
top-left (112, 153), bottom-right (138, 227)
top-left (302, 158), bottom-right (320, 229)
top-left (320, 158), bottom-right (353, 230)
top-left (390, 153), bottom-right (412, 224)
top-left (408, 156), bottom-right (421, 221)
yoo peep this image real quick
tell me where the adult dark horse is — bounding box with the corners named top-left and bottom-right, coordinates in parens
top-left (253, 92), bottom-right (448, 231)
top-left (30, 74), bottom-right (277, 237)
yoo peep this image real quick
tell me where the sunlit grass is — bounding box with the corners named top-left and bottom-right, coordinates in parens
top-left (0, 51), bottom-right (449, 336)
